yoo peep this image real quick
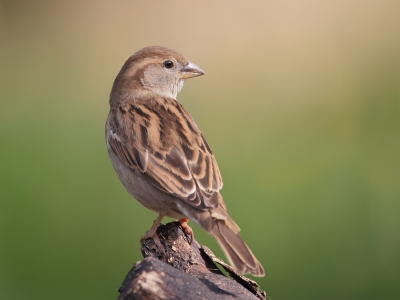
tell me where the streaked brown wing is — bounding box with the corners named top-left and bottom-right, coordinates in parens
top-left (107, 97), bottom-right (223, 210)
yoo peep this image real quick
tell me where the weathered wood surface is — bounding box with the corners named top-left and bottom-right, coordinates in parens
top-left (118, 222), bottom-right (266, 300)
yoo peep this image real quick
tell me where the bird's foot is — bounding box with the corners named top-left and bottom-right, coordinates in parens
top-left (140, 228), bottom-right (165, 255)
top-left (178, 218), bottom-right (194, 244)
top-left (140, 214), bottom-right (166, 255)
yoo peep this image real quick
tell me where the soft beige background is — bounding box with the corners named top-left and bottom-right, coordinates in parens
top-left (1, 1), bottom-right (399, 299)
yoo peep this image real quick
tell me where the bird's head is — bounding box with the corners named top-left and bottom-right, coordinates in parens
top-left (112, 46), bottom-right (205, 100)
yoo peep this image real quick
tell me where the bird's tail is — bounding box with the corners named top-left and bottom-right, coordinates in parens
top-left (209, 217), bottom-right (265, 277)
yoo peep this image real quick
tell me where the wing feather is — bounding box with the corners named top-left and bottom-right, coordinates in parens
top-left (107, 97), bottom-right (223, 210)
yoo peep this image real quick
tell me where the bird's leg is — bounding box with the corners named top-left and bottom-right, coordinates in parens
top-left (178, 217), bottom-right (194, 244)
top-left (140, 214), bottom-right (165, 253)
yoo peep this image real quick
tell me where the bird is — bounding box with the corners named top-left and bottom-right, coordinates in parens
top-left (105, 45), bottom-right (265, 277)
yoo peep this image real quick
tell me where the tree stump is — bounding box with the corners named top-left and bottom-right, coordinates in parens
top-left (118, 221), bottom-right (267, 300)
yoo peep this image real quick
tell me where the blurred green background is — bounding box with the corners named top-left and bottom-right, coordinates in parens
top-left (1, 1), bottom-right (399, 299)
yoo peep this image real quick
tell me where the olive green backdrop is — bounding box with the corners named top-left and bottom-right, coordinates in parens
top-left (1, 1), bottom-right (399, 299)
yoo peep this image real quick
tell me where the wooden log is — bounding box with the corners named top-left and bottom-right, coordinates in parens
top-left (118, 221), bottom-right (267, 300)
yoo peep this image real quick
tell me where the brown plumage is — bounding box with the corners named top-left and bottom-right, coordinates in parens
top-left (105, 45), bottom-right (264, 277)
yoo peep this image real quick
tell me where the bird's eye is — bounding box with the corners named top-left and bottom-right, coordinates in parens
top-left (163, 60), bottom-right (174, 69)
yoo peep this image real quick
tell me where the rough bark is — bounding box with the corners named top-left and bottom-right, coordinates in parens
top-left (118, 221), bottom-right (266, 300)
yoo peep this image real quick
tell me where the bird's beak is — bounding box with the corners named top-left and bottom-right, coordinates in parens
top-left (180, 61), bottom-right (205, 79)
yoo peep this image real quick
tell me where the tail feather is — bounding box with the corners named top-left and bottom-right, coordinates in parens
top-left (210, 218), bottom-right (265, 277)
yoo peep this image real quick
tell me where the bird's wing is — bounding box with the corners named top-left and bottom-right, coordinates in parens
top-left (106, 97), bottom-right (223, 210)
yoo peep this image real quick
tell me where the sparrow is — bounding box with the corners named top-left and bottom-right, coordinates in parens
top-left (105, 45), bottom-right (265, 277)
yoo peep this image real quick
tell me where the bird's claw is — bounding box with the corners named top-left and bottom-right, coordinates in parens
top-left (178, 218), bottom-right (194, 245)
top-left (140, 228), bottom-right (166, 255)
